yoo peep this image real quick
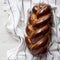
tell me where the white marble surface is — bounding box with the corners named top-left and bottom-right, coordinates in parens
top-left (0, 0), bottom-right (18, 60)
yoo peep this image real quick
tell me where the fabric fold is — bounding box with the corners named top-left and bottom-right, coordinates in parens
top-left (6, 0), bottom-right (60, 60)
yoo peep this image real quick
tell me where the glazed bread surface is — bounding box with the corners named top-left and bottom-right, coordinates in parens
top-left (25, 3), bottom-right (53, 56)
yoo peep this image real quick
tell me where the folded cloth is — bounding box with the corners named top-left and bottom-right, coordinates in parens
top-left (6, 0), bottom-right (60, 60)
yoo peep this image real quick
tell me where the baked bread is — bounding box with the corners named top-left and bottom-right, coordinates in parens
top-left (25, 3), bottom-right (53, 56)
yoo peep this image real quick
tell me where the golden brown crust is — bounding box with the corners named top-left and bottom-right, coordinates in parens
top-left (25, 3), bottom-right (53, 56)
top-left (33, 13), bottom-right (52, 29)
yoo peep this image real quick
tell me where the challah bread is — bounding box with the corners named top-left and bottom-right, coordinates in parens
top-left (25, 3), bottom-right (53, 56)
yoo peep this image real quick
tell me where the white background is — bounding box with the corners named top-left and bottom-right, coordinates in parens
top-left (0, 0), bottom-right (60, 60)
top-left (0, 0), bottom-right (18, 60)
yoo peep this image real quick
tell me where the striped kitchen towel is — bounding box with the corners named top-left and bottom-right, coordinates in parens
top-left (6, 0), bottom-right (60, 60)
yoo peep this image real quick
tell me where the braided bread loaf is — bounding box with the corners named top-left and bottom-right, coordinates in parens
top-left (25, 3), bottom-right (53, 56)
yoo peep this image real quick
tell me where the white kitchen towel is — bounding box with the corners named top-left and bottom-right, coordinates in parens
top-left (6, 0), bottom-right (60, 60)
